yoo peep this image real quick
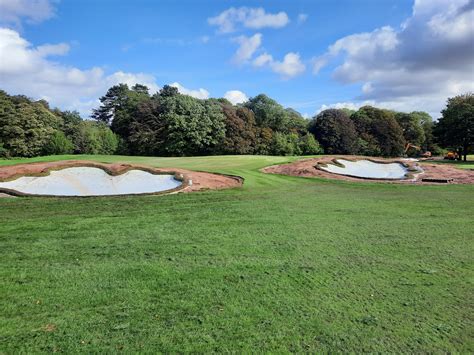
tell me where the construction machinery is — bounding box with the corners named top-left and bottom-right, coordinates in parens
top-left (404, 143), bottom-right (431, 158)
top-left (444, 151), bottom-right (459, 160)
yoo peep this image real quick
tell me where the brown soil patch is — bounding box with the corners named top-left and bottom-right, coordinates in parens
top-left (0, 160), bottom-right (243, 197)
top-left (262, 156), bottom-right (474, 185)
top-left (42, 323), bottom-right (57, 332)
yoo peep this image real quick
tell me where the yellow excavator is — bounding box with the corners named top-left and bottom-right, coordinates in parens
top-left (404, 143), bottom-right (431, 158)
top-left (444, 151), bottom-right (459, 160)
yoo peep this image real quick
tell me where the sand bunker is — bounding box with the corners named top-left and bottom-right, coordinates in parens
top-left (0, 160), bottom-right (244, 197)
top-left (0, 167), bottom-right (182, 196)
top-left (318, 159), bottom-right (416, 179)
top-left (263, 156), bottom-right (474, 184)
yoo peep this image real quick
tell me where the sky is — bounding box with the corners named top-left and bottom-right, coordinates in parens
top-left (0, 0), bottom-right (473, 119)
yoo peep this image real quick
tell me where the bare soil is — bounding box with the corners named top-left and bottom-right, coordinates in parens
top-left (0, 160), bottom-right (243, 196)
top-left (262, 156), bottom-right (474, 184)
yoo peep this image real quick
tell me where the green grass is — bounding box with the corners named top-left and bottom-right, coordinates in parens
top-left (429, 155), bottom-right (474, 170)
top-left (1, 155), bottom-right (473, 352)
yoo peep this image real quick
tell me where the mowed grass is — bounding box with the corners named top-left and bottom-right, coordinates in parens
top-left (429, 155), bottom-right (474, 170)
top-left (0, 155), bottom-right (473, 352)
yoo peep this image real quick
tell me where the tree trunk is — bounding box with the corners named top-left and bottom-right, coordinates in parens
top-left (463, 143), bottom-right (468, 162)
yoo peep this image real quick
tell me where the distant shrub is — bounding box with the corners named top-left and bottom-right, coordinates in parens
top-left (0, 143), bottom-right (10, 158)
top-left (42, 131), bottom-right (74, 155)
top-left (298, 134), bottom-right (323, 155)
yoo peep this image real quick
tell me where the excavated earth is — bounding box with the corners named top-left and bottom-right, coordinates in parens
top-left (262, 156), bottom-right (474, 184)
top-left (0, 160), bottom-right (243, 197)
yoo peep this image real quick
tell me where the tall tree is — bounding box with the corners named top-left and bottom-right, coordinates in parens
top-left (112, 84), bottom-right (151, 138)
top-left (351, 106), bottom-right (405, 157)
top-left (309, 109), bottom-right (359, 154)
top-left (220, 105), bottom-right (257, 154)
top-left (435, 93), bottom-right (474, 161)
top-left (0, 91), bottom-right (61, 157)
top-left (395, 112), bottom-right (426, 146)
top-left (128, 98), bottom-right (164, 156)
top-left (244, 94), bottom-right (290, 132)
top-left (91, 84), bottom-right (130, 124)
top-left (159, 94), bottom-right (226, 156)
top-left (159, 85), bottom-right (179, 97)
top-left (285, 108), bottom-right (309, 134)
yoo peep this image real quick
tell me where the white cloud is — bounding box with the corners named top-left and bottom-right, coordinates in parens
top-left (0, 0), bottom-right (56, 27)
top-left (316, 96), bottom-right (449, 118)
top-left (297, 13), bottom-right (308, 24)
top-left (362, 82), bottom-right (373, 94)
top-left (252, 52), bottom-right (273, 67)
top-left (427, 2), bottom-right (473, 41)
top-left (252, 51), bottom-right (306, 78)
top-left (233, 33), bottom-right (262, 64)
top-left (312, 55), bottom-right (329, 74)
top-left (239, 38), bottom-right (305, 79)
top-left (270, 52), bottom-right (306, 79)
top-left (208, 7), bottom-right (289, 33)
top-left (36, 42), bottom-right (70, 56)
top-left (170, 82), bottom-right (210, 99)
top-left (0, 27), bottom-right (160, 116)
top-left (224, 90), bottom-right (248, 105)
top-left (317, 101), bottom-right (375, 114)
top-left (312, 0), bottom-right (474, 116)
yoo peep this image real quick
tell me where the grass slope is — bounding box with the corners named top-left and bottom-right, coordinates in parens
top-left (1, 155), bottom-right (473, 352)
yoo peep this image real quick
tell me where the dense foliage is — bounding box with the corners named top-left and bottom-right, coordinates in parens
top-left (0, 91), bottom-right (60, 157)
top-left (0, 90), bottom-right (118, 158)
top-left (308, 109), bottom-right (359, 155)
top-left (435, 93), bottom-right (474, 161)
top-left (1, 85), bottom-right (470, 159)
top-left (309, 106), bottom-right (445, 157)
top-left (92, 85), bottom-right (321, 157)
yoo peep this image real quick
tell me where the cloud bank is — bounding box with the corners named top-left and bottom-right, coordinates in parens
top-left (313, 0), bottom-right (474, 116)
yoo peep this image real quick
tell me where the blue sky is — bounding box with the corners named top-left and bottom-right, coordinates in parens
top-left (0, 0), bottom-right (473, 118)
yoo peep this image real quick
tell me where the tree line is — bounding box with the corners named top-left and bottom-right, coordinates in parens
top-left (0, 90), bottom-right (117, 158)
top-left (0, 86), bottom-right (472, 160)
top-left (90, 84), bottom-right (321, 157)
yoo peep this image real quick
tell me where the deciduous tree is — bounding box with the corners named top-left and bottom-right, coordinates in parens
top-left (435, 93), bottom-right (474, 161)
top-left (309, 109), bottom-right (359, 154)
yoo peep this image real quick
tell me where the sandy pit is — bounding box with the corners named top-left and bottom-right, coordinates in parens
top-left (0, 167), bottom-right (182, 196)
top-left (263, 156), bottom-right (474, 184)
top-left (318, 159), bottom-right (417, 180)
top-left (0, 160), bottom-right (243, 197)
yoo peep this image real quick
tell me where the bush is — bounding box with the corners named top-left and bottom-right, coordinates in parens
top-left (42, 131), bottom-right (74, 155)
top-left (298, 134), bottom-right (323, 155)
top-left (97, 125), bottom-right (119, 154)
top-left (0, 143), bottom-right (10, 158)
top-left (351, 106), bottom-right (405, 157)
